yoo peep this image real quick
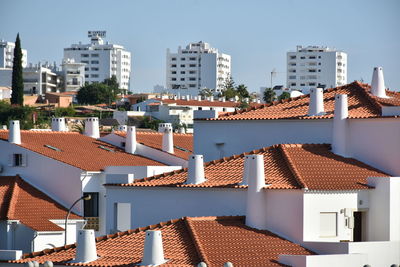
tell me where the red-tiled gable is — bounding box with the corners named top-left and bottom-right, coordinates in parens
top-left (206, 81), bottom-right (400, 121)
top-left (153, 98), bottom-right (262, 108)
top-left (112, 144), bottom-right (388, 190)
top-left (0, 176), bottom-right (81, 231)
top-left (14, 216), bottom-right (313, 266)
top-left (0, 131), bottom-right (165, 171)
top-left (113, 131), bottom-right (193, 160)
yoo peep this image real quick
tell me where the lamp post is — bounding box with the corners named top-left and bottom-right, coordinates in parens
top-left (64, 194), bottom-right (91, 245)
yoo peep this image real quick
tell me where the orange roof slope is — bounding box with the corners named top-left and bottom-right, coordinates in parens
top-left (114, 131), bottom-right (193, 160)
top-left (0, 176), bottom-right (81, 231)
top-left (15, 216), bottom-right (313, 266)
top-left (113, 144), bottom-right (388, 190)
top-left (207, 81), bottom-right (400, 121)
top-left (154, 98), bottom-right (251, 108)
top-left (0, 131), bottom-right (165, 171)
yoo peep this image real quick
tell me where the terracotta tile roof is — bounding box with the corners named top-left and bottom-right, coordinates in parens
top-left (14, 216), bottom-right (313, 266)
top-left (0, 175), bottom-right (81, 231)
top-left (206, 81), bottom-right (400, 121)
top-left (113, 131), bottom-right (193, 160)
top-left (154, 98), bottom-right (261, 108)
top-left (0, 131), bottom-right (165, 171)
top-left (111, 144), bottom-right (388, 190)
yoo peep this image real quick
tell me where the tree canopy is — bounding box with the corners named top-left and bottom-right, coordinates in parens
top-left (278, 91), bottom-right (291, 101)
top-left (11, 33), bottom-right (24, 105)
top-left (263, 88), bottom-right (276, 103)
top-left (77, 76), bottom-right (121, 105)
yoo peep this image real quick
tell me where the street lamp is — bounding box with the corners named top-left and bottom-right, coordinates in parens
top-left (64, 194), bottom-right (91, 245)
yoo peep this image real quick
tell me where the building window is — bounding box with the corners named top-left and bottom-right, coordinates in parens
top-left (309, 82), bottom-right (316, 86)
top-left (171, 57), bottom-right (176, 61)
top-left (290, 83), bottom-right (296, 86)
top-left (81, 60), bottom-right (89, 64)
top-left (290, 56), bottom-right (296, 59)
top-left (189, 64), bottom-right (196, 67)
top-left (9, 154), bottom-right (26, 167)
top-left (171, 64), bottom-right (176, 68)
top-left (91, 67), bottom-right (99, 71)
top-left (85, 74), bottom-right (89, 78)
top-left (300, 56), bottom-right (305, 59)
top-left (91, 60), bottom-right (99, 64)
top-left (320, 212), bottom-right (337, 237)
top-left (189, 84), bottom-right (196, 87)
top-left (85, 67), bottom-right (89, 71)
top-left (189, 71), bottom-right (196, 74)
top-left (91, 74), bottom-right (99, 78)
top-left (189, 57), bottom-right (196, 60)
top-left (91, 54), bottom-right (99, 57)
top-left (189, 77), bottom-right (196, 81)
top-left (171, 71), bottom-right (176, 74)
top-left (300, 83), bottom-right (305, 86)
top-left (180, 58), bottom-right (185, 61)
top-left (180, 64), bottom-right (185, 67)
top-left (180, 71), bottom-right (185, 74)
top-left (171, 78), bottom-right (176, 81)
top-left (83, 192), bottom-right (99, 217)
top-left (180, 78), bottom-right (185, 81)
top-left (289, 75), bottom-right (296, 79)
top-left (309, 56), bottom-right (316, 59)
top-left (81, 54), bottom-right (89, 57)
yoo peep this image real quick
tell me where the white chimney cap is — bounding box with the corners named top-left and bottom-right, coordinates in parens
top-left (74, 230), bottom-right (98, 263)
top-left (371, 66), bottom-right (387, 98)
top-left (141, 230), bottom-right (167, 266)
top-left (186, 154), bottom-right (206, 184)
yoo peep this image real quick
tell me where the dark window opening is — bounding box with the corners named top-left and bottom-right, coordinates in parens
top-left (84, 192), bottom-right (99, 217)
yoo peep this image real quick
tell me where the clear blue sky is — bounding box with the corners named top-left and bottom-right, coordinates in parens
top-left (1, 0), bottom-right (399, 93)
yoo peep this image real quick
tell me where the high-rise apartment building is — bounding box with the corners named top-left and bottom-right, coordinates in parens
top-left (286, 45), bottom-right (347, 93)
top-left (63, 31), bottom-right (131, 90)
top-left (0, 40), bottom-right (28, 68)
top-left (166, 41), bottom-right (231, 96)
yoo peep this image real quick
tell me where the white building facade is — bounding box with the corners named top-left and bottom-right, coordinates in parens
top-left (23, 63), bottom-right (59, 95)
top-left (63, 31), bottom-right (131, 90)
top-left (60, 58), bottom-right (85, 92)
top-left (287, 45), bottom-right (347, 93)
top-left (0, 40), bottom-right (27, 68)
top-left (166, 41), bottom-right (231, 96)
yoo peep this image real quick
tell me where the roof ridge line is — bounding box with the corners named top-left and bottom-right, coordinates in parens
top-left (184, 217), bottom-right (210, 265)
top-left (6, 175), bottom-right (21, 219)
top-left (278, 145), bottom-right (308, 189)
top-left (356, 82), bottom-right (384, 113)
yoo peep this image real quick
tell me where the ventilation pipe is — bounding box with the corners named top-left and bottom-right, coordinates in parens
top-left (371, 67), bottom-right (387, 98)
top-left (239, 155), bottom-right (250, 186)
top-left (245, 154), bottom-right (267, 230)
top-left (117, 125), bottom-right (127, 131)
top-left (74, 230), bottom-right (97, 263)
top-left (186, 155), bottom-right (206, 184)
top-left (141, 230), bottom-right (167, 266)
top-left (8, 120), bottom-right (21, 144)
top-left (332, 94), bottom-right (349, 157)
top-left (51, 118), bottom-right (67, 132)
top-left (158, 123), bottom-right (174, 153)
top-left (308, 88), bottom-right (324, 116)
top-left (84, 117), bottom-right (100, 139)
top-left (125, 126), bottom-right (136, 154)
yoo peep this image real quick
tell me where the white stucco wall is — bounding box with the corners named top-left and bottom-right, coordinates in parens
top-left (303, 191), bottom-right (369, 242)
top-left (349, 118), bottom-right (400, 176)
top-left (194, 120), bottom-right (333, 161)
top-left (105, 187), bottom-right (246, 234)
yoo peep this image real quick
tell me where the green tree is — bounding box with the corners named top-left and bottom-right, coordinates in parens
top-left (222, 88), bottom-right (237, 99)
top-left (11, 34), bottom-right (24, 105)
top-left (278, 91), bottom-right (291, 101)
top-left (77, 83), bottom-right (119, 105)
top-left (263, 88), bottom-right (276, 103)
top-left (0, 101), bottom-right (34, 129)
top-left (54, 106), bottom-right (76, 117)
top-left (236, 84), bottom-right (250, 99)
top-left (223, 76), bottom-right (235, 91)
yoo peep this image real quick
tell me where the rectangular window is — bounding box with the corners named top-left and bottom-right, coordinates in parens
top-left (91, 54), bottom-right (99, 57)
top-left (180, 71), bottom-right (185, 74)
top-left (189, 84), bottom-right (196, 87)
top-left (180, 58), bottom-right (185, 61)
top-left (189, 71), bottom-right (196, 74)
top-left (290, 56), bottom-right (296, 59)
top-left (180, 78), bottom-right (185, 81)
top-left (320, 212), bottom-right (337, 237)
top-left (9, 154), bottom-right (26, 167)
top-left (289, 75), bottom-right (296, 79)
top-left (81, 54), bottom-right (89, 57)
top-left (290, 83), bottom-right (296, 86)
top-left (114, 203), bottom-right (131, 232)
top-left (171, 57), bottom-right (176, 61)
top-left (171, 71), bottom-right (176, 74)
top-left (189, 64), bottom-right (196, 67)
top-left (91, 67), bottom-right (99, 71)
top-left (83, 192), bottom-right (99, 217)
top-left (189, 57), bottom-right (196, 60)
top-left (180, 64), bottom-right (185, 67)
top-left (189, 77), bottom-right (196, 81)
top-left (171, 64), bottom-right (176, 68)
top-left (81, 60), bottom-right (89, 64)
top-left (91, 60), bottom-right (99, 64)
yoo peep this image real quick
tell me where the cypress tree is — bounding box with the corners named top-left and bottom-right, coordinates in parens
top-left (11, 33), bottom-right (24, 105)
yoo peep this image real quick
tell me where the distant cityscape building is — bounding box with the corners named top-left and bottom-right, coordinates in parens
top-left (166, 41), bottom-right (231, 96)
top-left (286, 45), bottom-right (347, 93)
top-left (23, 62), bottom-right (59, 95)
top-left (0, 40), bottom-right (28, 68)
top-left (63, 31), bottom-right (131, 90)
top-left (60, 58), bottom-right (85, 92)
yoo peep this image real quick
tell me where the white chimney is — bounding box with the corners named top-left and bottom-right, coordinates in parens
top-left (371, 67), bottom-right (387, 98)
top-left (8, 120), bottom-right (21, 144)
top-left (222, 97), bottom-right (226, 102)
top-left (193, 96), bottom-right (198, 101)
top-left (308, 88), bottom-right (324, 116)
top-left (245, 154), bottom-right (267, 230)
top-left (186, 155), bottom-right (206, 184)
top-left (74, 230), bottom-right (97, 263)
top-left (125, 126), bottom-right (136, 154)
top-left (186, 95), bottom-right (190, 100)
top-left (158, 123), bottom-right (174, 153)
top-left (141, 230), bottom-right (167, 266)
top-left (51, 118), bottom-right (67, 132)
top-left (209, 96), bottom-right (214, 102)
top-left (2, 125), bottom-right (7, 130)
top-left (117, 125), bottom-right (127, 131)
top-left (84, 117), bottom-right (100, 139)
top-left (332, 94), bottom-right (349, 157)
top-left (239, 155), bottom-right (250, 186)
